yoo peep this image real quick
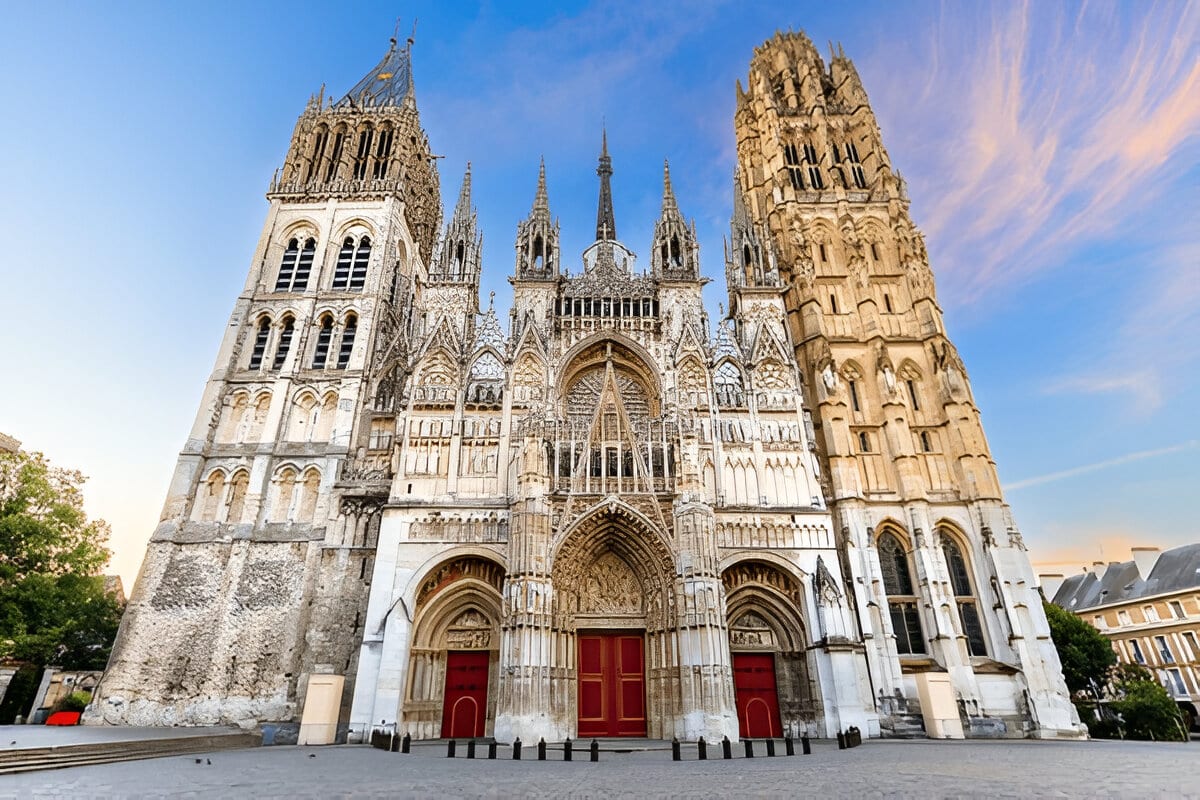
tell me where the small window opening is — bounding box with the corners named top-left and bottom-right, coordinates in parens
top-left (272, 317), bottom-right (294, 370)
top-left (920, 431), bottom-right (931, 452)
top-left (312, 316), bottom-right (333, 368)
top-left (907, 379), bottom-right (920, 410)
top-left (248, 317), bottom-right (271, 370)
top-left (819, 243), bottom-right (828, 262)
top-left (858, 431), bottom-right (870, 452)
top-left (336, 315), bottom-right (357, 369)
top-left (352, 127), bottom-right (373, 180)
top-left (332, 237), bottom-right (354, 289)
top-left (325, 132), bottom-right (345, 181)
top-left (883, 293), bottom-right (893, 313)
top-left (803, 143), bottom-right (825, 190)
top-left (784, 143), bottom-right (804, 190)
top-left (849, 380), bottom-right (861, 412)
top-left (829, 293), bottom-right (838, 314)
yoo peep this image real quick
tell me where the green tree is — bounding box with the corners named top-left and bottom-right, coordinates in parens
top-left (1042, 600), bottom-right (1117, 696)
top-left (0, 449), bottom-right (124, 670)
top-left (1109, 665), bottom-right (1188, 742)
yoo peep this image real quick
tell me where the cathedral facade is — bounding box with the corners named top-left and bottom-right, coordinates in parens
top-left (89, 32), bottom-right (1082, 742)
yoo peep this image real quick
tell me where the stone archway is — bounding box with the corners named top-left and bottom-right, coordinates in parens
top-left (722, 560), bottom-right (820, 737)
top-left (549, 502), bottom-right (676, 738)
top-left (401, 556), bottom-right (504, 739)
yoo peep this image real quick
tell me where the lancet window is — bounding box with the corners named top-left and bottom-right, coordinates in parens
top-left (336, 314), bottom-right (357, 369)
top-left (803, 143), bottom-right (825, 190)
top-left (272, 316), bottom-right (294, 370)
top-left (784, 142), bottom-right (804, 190)
top-left (878, 530), bottom-right (925, 655)
top-left (941, 533), bottom-right (987, 656)
top-left (275, 237), bottom-right (315, 292)
top-left (312, 315), bottom-right (334, 368)
top-left (248, 317), bottom-right (271, 370)
top-left (352, 125), bottom-right (374, 180)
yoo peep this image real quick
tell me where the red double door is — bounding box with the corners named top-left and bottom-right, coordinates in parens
top-left (733, 653), bottom-right (783, 738)
top-left (441, 651), bottom-right (489, 738)
top-left (577, 633), bottom-right (647, 737)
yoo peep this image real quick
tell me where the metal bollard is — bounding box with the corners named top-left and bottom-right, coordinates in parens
top-left (722, 735), bottom-right (732, 760)
top-left (389, 732), bottom-right (399, 752)
top-left (467, 739), bottom-right (476, 759)
top-left (744, 739), bottom-right (754, 758)
top-left (802, 734), bottom-right (811, 755)
top-left (784, 736), bottom-right (794, 756)
top-left (591, 739), bottom-right (599, 762)
top-left (837, 731), bottom-right (846, 749)
top-left (513, 738), bottom-right (522, 760)
top-left (672, 737), bottom-right (681, 761)
top-left (766, 738), bottom-right (776, 757)
top-left (538, 737), bottom-right (547, 761)
top-left (564, 737), bottom-right (573, 762)
top-left (401, 732), bottom-right (411, 754)
top-left (488, 741), bottom-right (497, 759)
top-left (447, 739), bottom-right (456, 758)
top-left (698, 736), bottom-right (707, 760)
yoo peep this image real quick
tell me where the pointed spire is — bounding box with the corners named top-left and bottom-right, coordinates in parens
top-left (335, 34), bottom-right (415, 109)
top-left (452, 162), bottom-right (473, 222)
top-left (661, 159), bottom-right (679, 214)
top-left (532, 156), bottom-right (549, 215)
top-left (732, 169), bottom-right (751, 231)
top-left (595, 128), bottom-right (616, 241)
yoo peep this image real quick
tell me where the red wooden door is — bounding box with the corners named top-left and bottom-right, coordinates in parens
top-left (733, 653), bottom-right (782, 738)
top-left (441, 651), bottom-right (489, 738)
top-left (577, 633), bottom-right (646, 737)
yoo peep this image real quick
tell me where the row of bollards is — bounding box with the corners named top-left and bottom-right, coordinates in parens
top-left (672, 734), bottom-right (812, 761)
top-left (442, 736), bottom-right (602, 761)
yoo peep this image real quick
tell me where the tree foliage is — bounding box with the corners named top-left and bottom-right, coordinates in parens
top-left (1108, 665), bottom-right (1188, 742)
top-left (0, 449), bottom-right (123, 670)
top-left (1042, 600), bottom-right (1117, 696)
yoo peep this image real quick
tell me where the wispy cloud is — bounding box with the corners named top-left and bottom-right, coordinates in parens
top-left (865, 1), bottom-right (1200, 306)
top-left (1005, 439), bottom-right (1199, 491)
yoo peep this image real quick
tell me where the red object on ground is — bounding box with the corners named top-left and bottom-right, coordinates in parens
top-left (45, 711), bottom-right (82, 726)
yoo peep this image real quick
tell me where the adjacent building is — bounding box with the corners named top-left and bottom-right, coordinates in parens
top-left (1047, 545), bottom-right (1200, 731)
top-left (88, 31), bottom-right (1081, 742)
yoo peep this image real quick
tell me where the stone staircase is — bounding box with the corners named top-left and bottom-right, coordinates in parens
top-left (0, 729), bottom-right (261, 775)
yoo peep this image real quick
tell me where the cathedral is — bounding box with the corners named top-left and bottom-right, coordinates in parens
top-left (89, 31), bottom-right (1083, 742)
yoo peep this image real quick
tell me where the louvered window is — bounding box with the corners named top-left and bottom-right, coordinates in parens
top-left (332, 237), bottom-right (354, 289)
top-left (312, 316), bottom-right (333, 368)
top-left (275, 239), bottom-right (299, 291)
top-left (292, 239), bottom-right (315, 290)
top-left (248, 318), bottom-right (271, 370)
top-left (272, 317), bottom-right (294, 370)
top-left (349, 237), bottom-right (370, 291)
top-left (336, 315), bottom-right (357, 369)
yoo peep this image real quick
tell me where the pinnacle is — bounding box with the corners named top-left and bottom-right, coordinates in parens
top-left (532, 156), bottom-right (549, 214)
top-left (661, 158), bottom-right (679, 214)
top-left (452, 162), bottom-right (473, 222)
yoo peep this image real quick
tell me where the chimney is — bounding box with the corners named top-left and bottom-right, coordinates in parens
top-left (1131, 547), bottom-right (1161, 581)
top-left (1038, 574), bottom-right (1065, 600)
top-left (1092, 560), bottom-right (1107, 579)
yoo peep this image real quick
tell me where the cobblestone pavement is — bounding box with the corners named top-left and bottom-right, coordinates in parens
top-left (4, 738), bottom-right (1198, 799)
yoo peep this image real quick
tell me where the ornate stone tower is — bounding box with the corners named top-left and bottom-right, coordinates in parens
top-left (734, 31), bottom-right (1082, 737)
top-left (87, 37), bottom-right (442, 729)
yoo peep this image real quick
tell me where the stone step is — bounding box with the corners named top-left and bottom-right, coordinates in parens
top-left (0, 731), bottom-right (261, 774)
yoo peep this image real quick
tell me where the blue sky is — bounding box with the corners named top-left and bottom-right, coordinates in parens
top-left (0, 1), bottom-right (1196, 588)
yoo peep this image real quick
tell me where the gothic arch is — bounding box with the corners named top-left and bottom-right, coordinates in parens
top-left (402, 553), bottom-right (505, 740)
top-left (331, 217), bottom-right (378, 243)
top-left (557, 334), bottom-right (663, 413)
top-left (400, 548), bottom-right (507, 613)
top-left (721, 559), bottom-right (820, 735)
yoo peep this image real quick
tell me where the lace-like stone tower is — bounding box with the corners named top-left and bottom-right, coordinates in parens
top-left (734, 31), bottom-right (1082, 736)
top-left (88, 37), bottom-right (442, 728)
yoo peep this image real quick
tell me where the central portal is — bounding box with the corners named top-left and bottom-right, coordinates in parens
top-left (577, 632), bottom-right (647, 737)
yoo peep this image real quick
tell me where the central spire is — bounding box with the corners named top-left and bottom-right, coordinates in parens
top-left (595, 128), bottom-right (616, 242)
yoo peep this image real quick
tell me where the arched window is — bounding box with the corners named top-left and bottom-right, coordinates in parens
top-left (372, 126), bottom-right (394, 179)
top-left (226, 470), bottom-right (249, 523)
top-left (274, 239), bottom-right (299, 291)
top-left (941, 533), bottom-right (987, 656)
top-left (293, 238), bottom-right (315, 290)
top-left (272, 316), bottom-right (295, 370)
top-left (336, 314), bottom-right (357, 369)
top-left (878, 531), bottom-right (925, 655)
top-left (332, 237), bottom-right (355, 289)
top-left (352, 125), bottom-right (374, 180)
top-left (714, 361), bottom-right (745, 407)
top-left (349, 236), bottom-right (370, 291)
top-left (312, 315), bottom-right (334, 368)
top-left (248, 317), bottom-right (271, 370)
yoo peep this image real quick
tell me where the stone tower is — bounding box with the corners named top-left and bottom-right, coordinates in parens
top-left (87, 37), bottom-right (442, 729)
top-left (734, 31), bottom-right (1082, 737)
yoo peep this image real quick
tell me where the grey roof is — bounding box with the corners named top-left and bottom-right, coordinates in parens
top-left (335, 39), bottom-right (413, 109)
top-left (1052, 543), bottom-right (1200, 611)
